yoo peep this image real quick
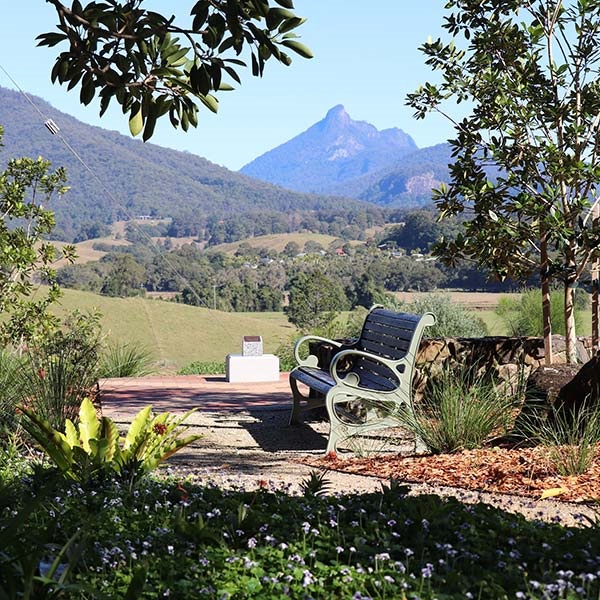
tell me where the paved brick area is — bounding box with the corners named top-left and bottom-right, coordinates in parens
top-left (100, 373), bottom-right (293, 418)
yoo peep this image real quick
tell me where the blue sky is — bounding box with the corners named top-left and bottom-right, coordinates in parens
top-left (0, 1), bottom-right (455, 170)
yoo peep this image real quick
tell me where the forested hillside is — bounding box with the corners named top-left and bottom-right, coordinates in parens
top-left (331, 143), bottom-right (453, 207)
top-left (0, 87), bottom-right (368, 242)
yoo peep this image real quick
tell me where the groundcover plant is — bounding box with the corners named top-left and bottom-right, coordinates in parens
top-left (1, 464), bottom-right (600, 599)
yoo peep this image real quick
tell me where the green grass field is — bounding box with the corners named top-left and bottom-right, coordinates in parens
top-left (210, 232), bottom-right (349, 254)
top-left (42, 287), bottom-right (296, 373)
top-left (35, 287), bottom-right (593, 373)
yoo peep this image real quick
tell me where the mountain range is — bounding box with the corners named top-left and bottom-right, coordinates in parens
top-left (0, 86), bottom-right (452, 241)
top-left (0, 87), bottom-right (364, 240)
top-left (240, 104), bottom-right (451, 205)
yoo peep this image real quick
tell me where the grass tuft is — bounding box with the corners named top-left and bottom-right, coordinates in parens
top-left (526, 400), bottom-right (600, 476)
top-left (99, 342), bottom-right (155, 378)
top-left (405, 367), bottom-right (516, 454)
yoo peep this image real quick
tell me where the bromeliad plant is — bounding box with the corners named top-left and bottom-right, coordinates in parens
top-left (18, 398), bottom-right (201, 484)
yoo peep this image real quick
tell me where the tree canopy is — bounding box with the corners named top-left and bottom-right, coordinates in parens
top-left (40, 0), bottom-right (312, 140)
top-left (0, 127), bottom-right (75, 346)
top-left (407, 0), bottom-right (600, 362)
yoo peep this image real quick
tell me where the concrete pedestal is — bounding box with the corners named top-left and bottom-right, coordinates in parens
top-left (226, 354), bottom-right (280, 383)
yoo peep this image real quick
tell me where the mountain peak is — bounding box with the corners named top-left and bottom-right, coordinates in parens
top-left (324, 104), bottom-right (350, 122)
top-left (240, 106), bottom-right (418, 194)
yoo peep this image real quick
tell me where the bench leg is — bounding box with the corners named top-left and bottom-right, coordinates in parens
top-left (289, 376), bottom-right (327, 426)
top-left (289, 377), bottom-right (304, 425)
top-left (325, 390), bottom-right (359, 454)
top-left (326, 391), bottom-right (420, 455)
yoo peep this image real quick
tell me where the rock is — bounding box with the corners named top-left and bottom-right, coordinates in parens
top-left (554, 354), bottom-right (600, 424)
top-left (510, 364), bottom-right (581, 443)
top-left (525, 364), bottom-right (581, 407)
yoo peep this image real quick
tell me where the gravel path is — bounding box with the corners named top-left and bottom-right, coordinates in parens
top-left (108, 406), bottom-right (598, 528)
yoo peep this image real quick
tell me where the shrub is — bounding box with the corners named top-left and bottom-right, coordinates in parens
top-left (408, 293), bottom-right (488, 338)
top-left (19, 398), bottom-right (201, 485)
top-left (17, 311), bottom-right (103, 430)
top-left (405, 367), bottom-right (516, 454)
top-left (0, 350), bottom-right (23, 442)
top-left (177, 360), bottom-right (225, 375)
top-left (99, 342), bottom-right (155, 378)
top-left (524, 401), bottom-right (600, 476)
top-left (274, 339), bottom-right (298, 372)
top-left (496, 288), bottom-right (586, 337)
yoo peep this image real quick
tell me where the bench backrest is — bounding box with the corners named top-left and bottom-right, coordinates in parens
top-left (351, 307), bottom-right (431, 391)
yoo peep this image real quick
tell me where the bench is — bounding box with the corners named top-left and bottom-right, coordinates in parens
top-left (289, 305), bottom-right (436, 454)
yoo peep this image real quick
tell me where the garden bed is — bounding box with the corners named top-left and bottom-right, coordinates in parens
top-left (302, 445), bottom-right (600, 504)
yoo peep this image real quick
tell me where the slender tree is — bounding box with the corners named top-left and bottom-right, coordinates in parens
top-left (0, 127), bottom-right (75, 347)
top-left (407, 0), bottom-right (600, 363)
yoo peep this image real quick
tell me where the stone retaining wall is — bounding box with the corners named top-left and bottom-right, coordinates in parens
top-left (413, 335), bottom-right (595, 402)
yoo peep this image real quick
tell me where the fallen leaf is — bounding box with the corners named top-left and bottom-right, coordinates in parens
top-left (540, 487), bottom-right (568, 499)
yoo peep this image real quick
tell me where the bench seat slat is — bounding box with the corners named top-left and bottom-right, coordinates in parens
top-left (358, 338), bottom-right (410, 358)
top-left (290, 366), bottom-right (335, 396)
top-left (354, 369), bottom-right (398, 391)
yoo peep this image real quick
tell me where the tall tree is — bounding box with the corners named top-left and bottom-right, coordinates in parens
top-left (286, 270), bottom-right (350, 330)
top-left (0, 127), bottom-right (74, 347)
top-left (40, 0), bottom-right (312, 140)
top-left (407, 0), bottom-right (600, 363)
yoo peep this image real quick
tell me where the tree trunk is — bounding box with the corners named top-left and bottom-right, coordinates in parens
top-left (592, 204), bottom-right (599, 353)
top-left (540, 231), bottom-right (553, 365)
top-left (593, 274), bottom-right (599, 354)
top-left (564, 282), bottom-right (578, 364)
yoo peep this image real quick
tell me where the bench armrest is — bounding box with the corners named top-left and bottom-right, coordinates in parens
top-left (329, 349), bottom-right (402, 388)
top-left (293, 335), bottom-right (343, 367)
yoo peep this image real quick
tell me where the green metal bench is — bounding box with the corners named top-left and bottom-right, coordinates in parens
top-left (289, 306), bottom-right (436, 454)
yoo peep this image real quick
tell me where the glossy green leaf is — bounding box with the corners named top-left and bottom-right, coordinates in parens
top-left (64, 419), bottom-right (79, 447)
top-left (280, 39), bottom-right (313, 59)
top-left (123, 405), bottom-right (153, 451)
top-left (78, 397), bottom-right (100, 452)
top-left (101, 417), bottom-right (120, 462)
top-left (18, 405), bottom-right (74, 473)
top-left (142, 114), bottom-right (158, 142)
top-left (129, 105), bottom-right (144, 137)
top-left (199, 93), bottom-right (219, 113)
top-left (278, 16), bottom-right (305, 34)
top-left (35, 32), bottom-right (67, 48)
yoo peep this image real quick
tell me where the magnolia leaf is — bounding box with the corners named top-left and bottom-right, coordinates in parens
top-left (540, 487), bottom-right (568, 499)
top-left (142, 114), bottom-right (157, 142)
top-left (199, 94), bottom-right (219, 113)
top-left (129, 105), bottom-right (144, 137)
top-left (280, 39), bottom-right (313, 59)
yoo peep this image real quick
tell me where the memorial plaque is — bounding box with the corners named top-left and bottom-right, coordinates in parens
top-left (242, 335), bottom-right (263, 356)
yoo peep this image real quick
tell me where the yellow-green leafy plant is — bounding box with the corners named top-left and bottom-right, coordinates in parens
top-left (19, 398), bottom-right (201, 483)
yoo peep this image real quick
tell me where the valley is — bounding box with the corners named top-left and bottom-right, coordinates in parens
top-left (46, 285), bottom-right (535, 373)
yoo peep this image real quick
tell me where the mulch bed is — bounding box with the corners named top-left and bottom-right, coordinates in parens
top-left (301, 446), bottom-right (600, 504)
